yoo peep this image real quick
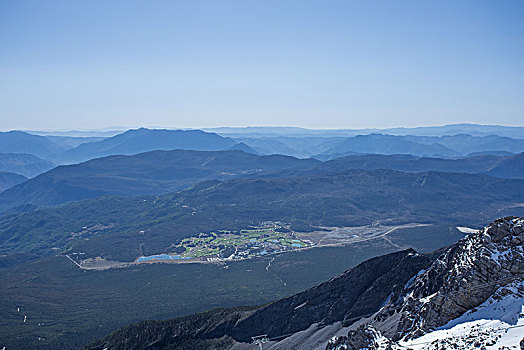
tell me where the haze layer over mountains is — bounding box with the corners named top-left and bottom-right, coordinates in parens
top-left (0, 123), bottom-right (523, 349)
top-left (0, 123), bottom-right (523, 214)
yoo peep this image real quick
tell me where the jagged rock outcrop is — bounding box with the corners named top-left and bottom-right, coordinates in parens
top-left (391, 216), bottom-right (523, 340)
top-left (325, 326), bottom-right (394, 350)
top-left (328, 217), bottom-right (524, 349)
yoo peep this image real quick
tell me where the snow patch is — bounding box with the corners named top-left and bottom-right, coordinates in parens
top-left (404, 269), bottom-right (427, 290)
top-left (456, 226), bottom-right (478, 234)
top-left (419, 293), bottom-right (437, 304)
top-left (294, 301), bottom-right (307, 310)
top-left (400, 280), bottom-right (524, 350)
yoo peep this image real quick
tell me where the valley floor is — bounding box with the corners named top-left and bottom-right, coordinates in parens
top-left (0, 223), bottom-right (466, 349)
top-left (67, 222), bottom-right (434, 270)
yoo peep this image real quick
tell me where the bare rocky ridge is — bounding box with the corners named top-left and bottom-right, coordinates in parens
top-left (326, 216), bottom-right (524, 349)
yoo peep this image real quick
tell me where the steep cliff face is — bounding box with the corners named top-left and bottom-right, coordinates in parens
top-left (394, 216), bottom-right (523, 340)
top-left (326, 217), bottom-right (524, 350)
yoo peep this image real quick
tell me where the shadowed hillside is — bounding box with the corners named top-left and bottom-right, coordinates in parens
top-left (1, 169), bottom-right (523, 264)
top-left (0, 153), bottom-right (55, 178)
top-left (0, 172), bottom-right (27, 192)
top-left (0, 131), bottom-right (64, 159)
top-left (0, 150), bottom-right (319, 213)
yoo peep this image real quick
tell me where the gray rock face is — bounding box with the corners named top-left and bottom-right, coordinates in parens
top-left (325, 326), bottom-right (392, 350)
top-left (327, 217), bottom-right (524, 349)
top-left (390, 216), bottom-right (524, 340)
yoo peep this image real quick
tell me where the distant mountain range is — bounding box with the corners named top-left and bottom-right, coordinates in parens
top-left (0, 150), bottom-right (317, 212)
top-left (486, 152), bottom-right (524, 179)
top-left (0, 128), bottom-right (253, 164)
top-left (0, 131), bottom-right (65, 159)
top-left (316, 134), bottom-right (460, 158)
top-left (316, 152), bottom-right (524, 178)
top-left (403, 134), bottom-right (524, 155)
top-left (0, 153), bottom-right (55, 178)
top-left (236, 133), bottom-right (524, 158)
top-left (1, 125), bottom-right (524, 166)
top-left (384, 123), bottom-right (524, 138)
top-left (2, 146), bottom-right (524, 214)
top-left (1, 149), bottom-right (523, 214)
top-left (0, 172), bottom-right (27, 192)
top-left (55, 128), bottom-right (242, 163)
top-left (206, 123), bottom-right (524, 138)
top-left (44, 135), bottom-right (106, 149)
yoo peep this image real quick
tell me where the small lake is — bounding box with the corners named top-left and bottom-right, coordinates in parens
top-left (137, 254), bottom-right (190, 262)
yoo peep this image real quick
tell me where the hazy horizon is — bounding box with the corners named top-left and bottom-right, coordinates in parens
top-left (8, 122), bottom-right (524, 133)
top-left (1, 1), bottom-right (523, 130)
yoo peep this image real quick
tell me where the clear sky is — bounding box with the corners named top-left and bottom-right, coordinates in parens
top-left (1, 0), bottom-right (523, 130)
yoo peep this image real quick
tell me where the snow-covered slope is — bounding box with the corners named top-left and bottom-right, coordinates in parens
top-left (400, 280), bottom-right (524, 350)
top-left (325, 217), bottom-right (524, 350)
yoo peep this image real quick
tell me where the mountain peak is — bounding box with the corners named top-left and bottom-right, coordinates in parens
top-left (327, 217), bottom-right (524, 349)
top-left (482, 216), bottom-right (524, 244)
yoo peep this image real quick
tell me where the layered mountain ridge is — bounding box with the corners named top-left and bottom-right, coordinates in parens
top-left (0, 150), bottom-right (318, 212)
top-left (3, 149), bottom-right (524, 215)
top-left (1, 125), bottom-right (524, 349)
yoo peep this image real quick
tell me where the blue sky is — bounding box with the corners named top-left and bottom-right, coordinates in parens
top-left (0, 0), bottom-right (523, 130)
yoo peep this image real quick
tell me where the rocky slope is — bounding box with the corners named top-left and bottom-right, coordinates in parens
top-left (326, 216), bottom-right (524, 349)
